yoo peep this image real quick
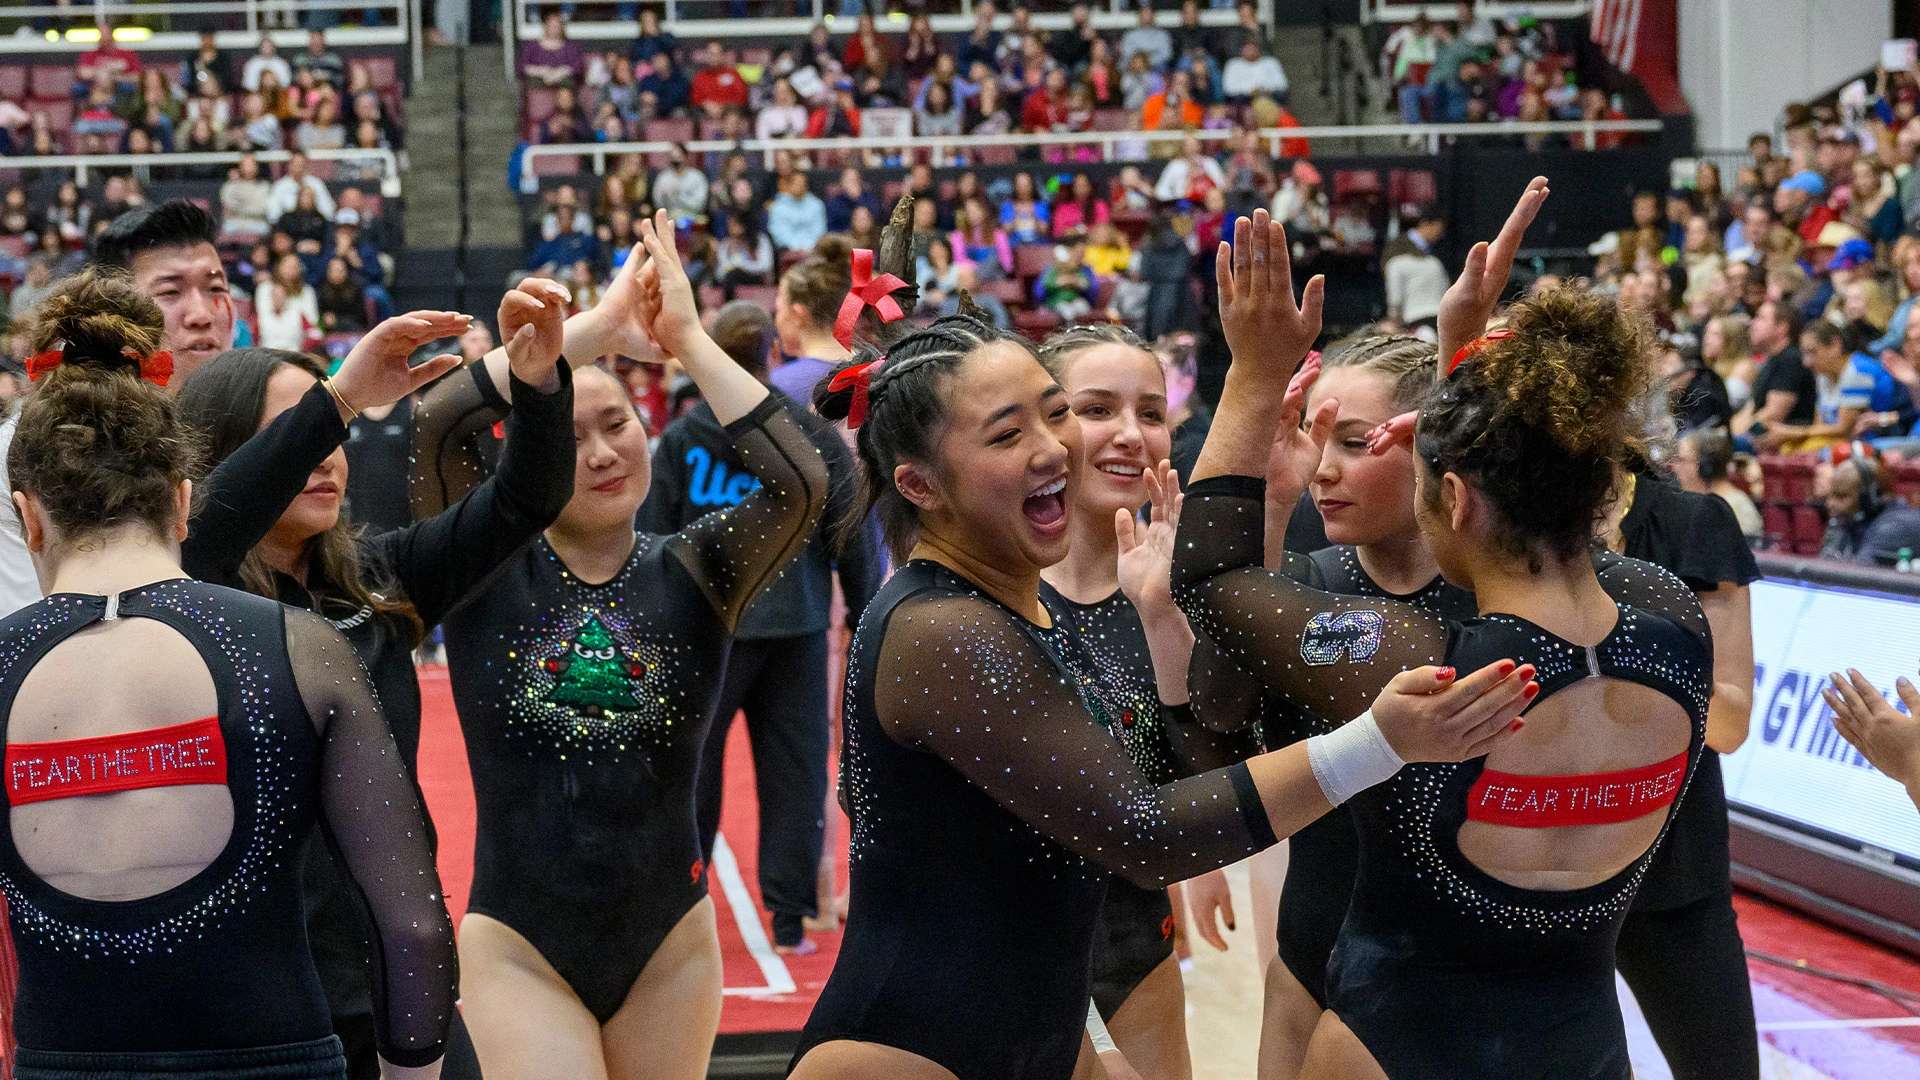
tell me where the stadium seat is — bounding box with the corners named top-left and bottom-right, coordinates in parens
top-left (1789, 505), bottom-right (1825, 556)
top-left (1761, 504), bottom-right (1791, 551)
top-left (0, 66), bottom-right (25, 100)
top-left (1013, 244), bottom-right (1054, 282)
top-left (1013, 307), bottom-right (1064, 342)
top-left (530, 153), bottom-right (581, 177)
top-left (524, 88), bottom-right (559, 127)
top-left (363, 56), bottom-right (399, 90)
top-left (1332, 170), bottom-right (1383, 199)
top-left (973, 144), bottom-right (1018, 166)
top-left (643, 118), bottom-right (696, 167)
top-left (1091, 110), bottom-right (1134, 132)
top-left (733, 284), bottom-right (779, 310)
top-left (982, 278), bottom-right (1025, 306)
top-left (29, 65), bottom-right (74, 101)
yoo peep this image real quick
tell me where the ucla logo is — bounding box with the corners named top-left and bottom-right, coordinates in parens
top-left (686, 446), bottom-right (762, 508)
top-left (1300, 609), bottom-right (1386, 666)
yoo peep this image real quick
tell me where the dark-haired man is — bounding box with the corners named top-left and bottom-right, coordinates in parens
top-left (93, 199), bottom-right (236, 379)
top-left (640, 301), bottom-right (882, 954)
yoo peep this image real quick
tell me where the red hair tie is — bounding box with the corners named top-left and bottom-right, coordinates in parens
top-left (25, 347), bottom-right (174, 388)
top-left (825, 358), bottom-right (882, 429)
top-left (833, 248), bottom-right (908, 350)
top-left (1447, 327), bottom-right (1515, 378)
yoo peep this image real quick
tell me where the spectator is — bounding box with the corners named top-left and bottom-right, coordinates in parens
top-left (691, 42), bottom-right (749, 118)
top-left (266, 151), bottom-right (335, 222)
top-left (916, 80), bottom-right (964, 137)
top-left (1270, 159), bottom-right (1329, 239)
top-left (240, 92), bottom-right (283, 150)
top-left (716, 212), bottom-right (774, 292)
top-left (948, 262), bottom-right (1010, 329)
top-left (1022, 68), bottom-right (1073, 133)
top-left (968, 80), bottom-right (1013, 137)
top-left (7, 257), bottom-right (54, 323)
top-left (1085, 220), bottom-right (1132, 280)
top-left (1870, 242), bottom-right (1920, 358)
top-left (651, 146), bottom-right (710, 221)
top-left (957, 2), bottom-right (1002, 72)
top-left (78, 21), bottom-right (141, 88)
top-left (1611, 190), bottom-right (1667, 271)
top-left (1671, 428), bottom-right (1764, 541)
top-left (757, 78), bottom-right (810, 140)
top-left (629, 6), bottom-right (677, 65)
top-left (841, 12), bottom-right (889, 71)
top-left (1384, 14), bottom-right (1439, 120)
top-left (241, 36), bottom-right (292, 93)
top-left (1183, 55), bottom-right (1225, 108)
top-left (1757, 319), bottom-right (1899, 451)
top-left (352, 87), bottom-right (403, 151)
top-left (1732, 299), bottom-right (1813, 438)
top-left (1141, 70), bottom-right (1204, 134)
top-left (638, 50), bottom-right (691, 116)
top-left (1384, 208), bottom-right (1447, 331)
top-left (186, 72), bottom-right (231, 133)
top-left (253, 251), bottom-right (318, 351)
top-left (1775, 170), bottom-right (1834, 247)
top-left (806, 80), bottom-right (861, 137)
top-left (522, 10), bottom-right (586, 87)
top-left (1121, 5), bottom-right (1173, 71)
top-left (1223, 36), bottom-right (1288, 104)
top-left (1660, 337), bottom-right (1734, 432)
top-left (902, 13), bottom-right (942, 82)
top-left (1702, 313), bottom-right (1756, 412)
top-left (1083, 39), bottom-right (1123, 109)
top-left (340, 120), bottom-right (391, 183)
top-left (1153, 135), bottom-right (1224, 203)
top-left (278, 186), bottom-right (330, 255)
top-left (846, 205), bottom-right (880, 251)
top-left (184, 30), bottom-right (232, 94)
top-left (1053, 174), bottom-right (1110, 238)
top-left (1821, 457), bottom-right (1920, 564)
top-left (1681, 215), bottom-right (1726, 311)
top-left (825, 168), bottom-right (881, 235)
top-left (1038, 241), bottom-right (1094, 322)
top-left (769, 237), bottom-right (854, 401)
top-left (1001, 172), bottom-right (1052, 244)
top-left (296, 95), bottom-right (348, 151)
top-left (767, 172), bottom-right (827, 254)
top-left (316, 256), bottom-right (367, 332)
top-left (44, 182), bottom-right (91, 246)
top-left (915, 233), bottom-right (964, 315)
top-left (295, 29), bottom-right (345, 90)
top-left (1121, 49), bottom-right (1165, 112)
top-left (950, 195), bottom-right (1013, 279)
top-left (1727, 200), bottom-right (1796, 268)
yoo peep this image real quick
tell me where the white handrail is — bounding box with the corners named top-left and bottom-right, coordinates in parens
top-left (0, 0), bottom-right (411, 52)
top-left (518, 118), bottom-right (1665, 191)
top-left (0, 147), bottom-right (402, 195)
top-left (1360, 1), bottom-right (1593, 24)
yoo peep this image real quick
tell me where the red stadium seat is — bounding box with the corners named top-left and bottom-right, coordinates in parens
top-left (643, 118), bottom-right (695, 167)
top-left (34, 98), bottom-right (72, 134)
top-left (1112, 207), bottom-right (1150, 244)
top-left (1761, 504), bottom-right (1791, 551)
top-left (524, 88), bottom-right (559, 126)
top-left (973, 144), bottom-right (1017, 165)
top-left (982, 278), bottom-right (1025, 306)
top-left (1389, 169), bottom-right (1437, 208)
top-left (1892, 461), bottom-right (1920, 507)
top-left (1013, 307), bottom-right (1064, 341)
top-left (1091, 110), bottom-right (1133, 132)
top-left (0, 66), bottom-right (25, 100)
top-left (733, 284), bottom-right (779, 310)
top-left (1013, 244), bottom-right (1053, 282)
top-left (777, 248), bottom-right (807, 274)
top-left (307, 160), bottom-right (337, 181)
top-left (1332, 170), bottom-right (1383, 199)
top-left (363, 56), bottom-right (399, 90)
top-left (29, 65), bottom-right (73, 101)
top-left (1789, 505), bottom-right (1825, 556)
top-left (530, 153), bottom-right (580, 177)
top-left (0, 235), bottom-right (28, 260)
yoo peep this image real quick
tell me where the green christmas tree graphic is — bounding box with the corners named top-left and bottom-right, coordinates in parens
top-left (542, 615), bottom-right (645, 716)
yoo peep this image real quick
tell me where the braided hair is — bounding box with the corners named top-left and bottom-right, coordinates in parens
top-left (814, 313), bottom-right (1032, 558)
top-left (1320, 333), bottom-right (1436, 411)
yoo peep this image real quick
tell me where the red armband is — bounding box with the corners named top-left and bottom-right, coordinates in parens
top-left (6, 717), bottom-right (228, 807)
top-left (1466, 751), bottom-right (1687, 828)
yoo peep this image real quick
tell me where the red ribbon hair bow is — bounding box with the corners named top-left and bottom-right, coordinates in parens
top-left (25, 347), bottom-right (175, 388)
top-left (1447, 327), bottom-right (1515, 378)
top-left (825, 358), bottom-right (882, 429)
top-left (832, 248), bottom-right (908, 350)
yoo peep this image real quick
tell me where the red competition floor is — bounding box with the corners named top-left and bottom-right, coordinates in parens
top-left (412, 666), bottom-right (1920, 1074)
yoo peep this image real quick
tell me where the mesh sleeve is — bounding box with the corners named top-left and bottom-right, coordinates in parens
top-left (1171, 477), bottom-right (1455, 722)
top-left (665, 396), bottom-right (829, 633)
top-left (1593, 550), bottom-right (1713, 648)
top-left (874, 592), bottom-right (1277, 890)
top-left (284, 610), bottom-right (457, 1069)
top-left (407, 361), bottom-right (514, 519)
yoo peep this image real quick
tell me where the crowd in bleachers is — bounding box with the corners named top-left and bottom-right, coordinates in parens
top-left (1572, 59), bottom-right (1920, 566)
top-left (0, 27), bottom-right (408, 369)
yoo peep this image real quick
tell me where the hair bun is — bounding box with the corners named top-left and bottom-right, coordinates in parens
top-left (811, 233), bottom-right (855, 264)
top-left (1470, 286), bottom-right (1654, 459)
top-left (29, 269), bottom-right (165, 383)
top-left (813, 354), bottom-right (870, 423)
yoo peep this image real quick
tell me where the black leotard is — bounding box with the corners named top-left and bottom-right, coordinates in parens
top-left (0, 581), bottom-right (455, 1066)
top-left (1192, 545), bottom-right (1476, 1005)
top-left (184, 362), bottom-right (574, 1072)
top-left (1173, 476), bottom-right (1712, 1079)
top-left (1038, 582), bottom-right (1258, 1020)
top-left (436, 393), bottom-right (825, 1023)
top-left (795, 561), bottom-right (1279, 1080)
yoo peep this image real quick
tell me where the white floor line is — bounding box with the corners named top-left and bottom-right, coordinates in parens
top-left (1757, 1017), bottom-right (1920, 1032)
top-left (713, 832), bottom-right (798, 997)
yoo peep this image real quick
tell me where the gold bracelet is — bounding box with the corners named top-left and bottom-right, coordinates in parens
top-left (321, 376), bottom-right (360, 421)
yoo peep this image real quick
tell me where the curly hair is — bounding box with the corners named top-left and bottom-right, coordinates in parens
top-left (9, 268), bottom-right (202, 541)
top-left (1415, 286), bottom-right (1656, 569)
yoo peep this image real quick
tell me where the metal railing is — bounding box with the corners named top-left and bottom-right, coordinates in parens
top-left (0, 0), bottom-right (421, 80)
top-left (1360, 1), bottom-right (1593, 23)
top-left (518, 118), bottom-right (1664, 190)
top-left (0, 146), bottom-right (402, 193)
top-left (505, 0), bottom-right (1274, 80)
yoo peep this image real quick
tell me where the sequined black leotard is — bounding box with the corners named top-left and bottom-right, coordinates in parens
top-left (1038, 582), bottom-right (1258, 1021)
top-left (794, 562), bottom-right (1280, 1080)
top-left (0, 582), bottom-right (455, 1071)
top-left (1193, 546), bottom-right (1475, 1005)
top-left (437, 394), bottom-right (826, 1023)
top-left (1173, 477), bottom-right (1711, 1079)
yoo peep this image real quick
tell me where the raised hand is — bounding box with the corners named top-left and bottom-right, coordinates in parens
top-left (1216, 208), bottom-right (1325, 388)
top-left (1825, 670), bottom-right (1920, 793)
top-left (329, 309), bottom-right (471, 417)
top-left (635, 209), bottom-right (706, 360)
top-left (498, 278), bottom-right (570, 387)
top-left (1436, 175), bottom-right (1549, 371)
top-left (1264, 354), bottom-right (1336, 506)
top-left (1364, 409), bottom-right (1419, 456)
top-left (1372, 660), bottom-right (1538, 763)
top-left (569, 242), bottom-right (663, 364)
top-left (1115, 460), bottom-right (1184, 615)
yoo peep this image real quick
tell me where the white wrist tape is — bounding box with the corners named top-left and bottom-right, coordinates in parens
top-left (1306, 709), bottom-right (1406, 807)
top-left (1086, 1000), bottom-right (1119, 1054)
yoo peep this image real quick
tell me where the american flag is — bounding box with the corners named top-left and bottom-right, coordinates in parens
top-left (1590, 0), bottom-right (1644, 72)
